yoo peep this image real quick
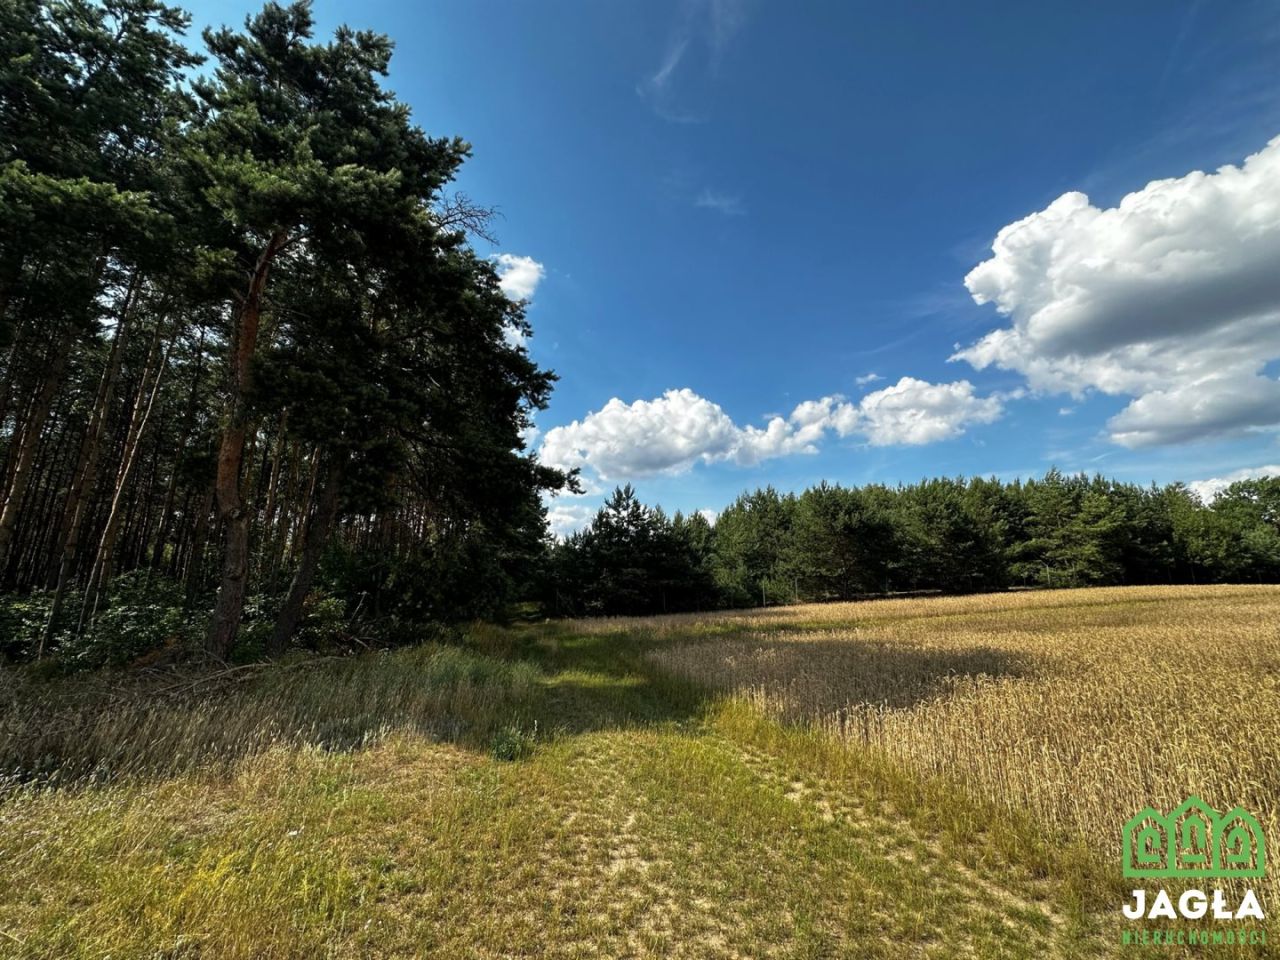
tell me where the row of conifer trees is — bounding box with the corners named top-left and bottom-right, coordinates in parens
top-left (542, 473), bottom-right (1280, 617)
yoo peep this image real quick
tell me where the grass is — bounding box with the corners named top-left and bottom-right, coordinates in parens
top-left (0, 644), bottom-right (541, 782)
top-left (0, 586), bottom-right (1275, 957)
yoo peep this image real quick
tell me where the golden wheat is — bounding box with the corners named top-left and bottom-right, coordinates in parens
top-left (643, 585), bottom-right (1280, 905)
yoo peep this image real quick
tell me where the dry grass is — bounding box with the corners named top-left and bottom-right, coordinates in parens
top-left (646, 585), bottom-right (1280, 909)
top-left (0, 643), bottom-right (540, 784)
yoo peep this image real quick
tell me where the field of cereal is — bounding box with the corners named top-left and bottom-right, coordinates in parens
top-left (646, 585), bottom-right (1280, 909)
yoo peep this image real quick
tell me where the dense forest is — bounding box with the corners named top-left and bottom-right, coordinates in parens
top-left (0, 0), bottom-right (569, 665)
top-left (541, 473), bottom-right (1280, 617)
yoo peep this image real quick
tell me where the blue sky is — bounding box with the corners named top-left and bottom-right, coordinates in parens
top-left (185, 0), bottom-right (1280, 531)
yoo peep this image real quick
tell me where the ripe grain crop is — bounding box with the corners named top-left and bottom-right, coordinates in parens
top-left (644, 585), bottom-right (1280, 906)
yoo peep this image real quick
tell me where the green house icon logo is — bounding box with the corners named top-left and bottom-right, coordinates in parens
top-left (1123, 796), bottom-right (1266, 879)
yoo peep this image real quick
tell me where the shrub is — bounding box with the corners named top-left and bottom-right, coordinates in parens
top-left (0, 591), bottom-right (54, 661)
top-left (490, 720), bottom-right (538, 761)
top-left (55, 572), bottom-right (195, 670)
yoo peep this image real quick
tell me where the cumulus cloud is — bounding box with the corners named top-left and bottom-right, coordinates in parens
top-left (953, 134), bottom-right (1280, 447)
top-left (855, 373), bottom-right (883, 386)
top-left (546, 502), bottom-right (597, 538)
top-left (541, 390), bottom-right (738, 478)
top-left (539, 378), bottom-right (1001, 480)
top-left (493, 254), bottom-right (545, 347)
top-left (855, 377), bottom-right (1003, 446)
top-left (1188, 464), bottom-right (1280, 502)
top-left (1108, 376), bottom-right (1280, 448)
top-left (493, 254), bottom-right (545, 301)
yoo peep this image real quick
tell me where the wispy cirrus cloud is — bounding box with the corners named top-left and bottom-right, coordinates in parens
top-left (638, 0), bottom-right (748, 122)
top-left (694, 188), bottom-right (745, 216)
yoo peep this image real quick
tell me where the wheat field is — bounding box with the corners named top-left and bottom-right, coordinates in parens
top-left (639, 585), bottom-right (1280, 907)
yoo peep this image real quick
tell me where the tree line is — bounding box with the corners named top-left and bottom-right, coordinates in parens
top-left (539, 472), bottom-right (1280, 617)
top-left (0, 0), bottom-right (568, 664)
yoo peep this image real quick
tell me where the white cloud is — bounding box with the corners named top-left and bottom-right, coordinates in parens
top-left (697, 508), bottom-right (719, 525)
top-left (953, 134), bottom-right (1280, 448)
top-left (855, 373), bottom-right (883, 386)
top-left (540, 389), bottom-right (745, 479)
top-left (1187, 465), bottom-right (1280, 502)
top-left (493, 254), bottom-right (545, 302)
top-left (546, 502), bottom-right (597, 538)
top-left (855, 377), bottom-right (1004, 446)
top-left (638, 0), bottom-right (745, 122)
top-left (1108, 376), bottom-right (1280, 448)
top-left (494, 254), bottom-right (545, 347)
top-left (539, 378), bottom-right (1001, 481)
top-left (694, 189), bottom-right (745, 216)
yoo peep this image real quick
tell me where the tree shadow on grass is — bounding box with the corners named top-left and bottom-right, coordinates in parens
top-left (0, 643), bottom-right (550, 788)
top-left (484, 625), bottom-right (1034, 741)
top-left (517, 629), bottom-right (710, 735)
top-left (0, 624), bottom-right (1031, 790)
top-left (645, 635), bottom-right (1036, 715)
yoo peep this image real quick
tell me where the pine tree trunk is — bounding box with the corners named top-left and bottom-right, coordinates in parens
top-left (39, 285), bottom-right (138, 652)
top-left (79, 320), bottom-right (171, 630)
top-left (183, 480), bottom-right (216, 607)
top-left (18, 413), bottom-right (75, 587)
top-left (128, 440), bottom-right (162, 570)
top-left (206, 231), bottom-right (288, 659)
top-left (0, 328), bottom-right (72, 572)
top-left (150, 327), bottom-right (205, 571)
top-left (149, 441), bottom-right (179, 571)
top-left (0, 318), bottom-right (31, 442)
top-left (0, 253), bottom-right (23, 329)
top-left (269, 454), bottom-right (344, 655)
top-left (259, 410), bottom-right (288, 587)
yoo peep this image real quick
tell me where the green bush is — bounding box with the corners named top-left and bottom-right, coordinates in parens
top-left (0, 572), bottom-right (200, 670)
top-left (0, 591), bottom-right (54, 661)
top-left (490, 720), bottom-right (538, 761)
top-left (55, 572), bottom-right (195, 670)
